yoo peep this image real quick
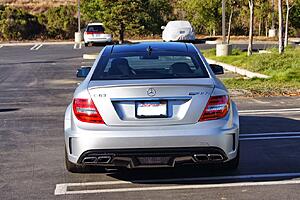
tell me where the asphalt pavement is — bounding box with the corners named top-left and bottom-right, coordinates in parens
top-left (0, 43), bottom-right (300, 200)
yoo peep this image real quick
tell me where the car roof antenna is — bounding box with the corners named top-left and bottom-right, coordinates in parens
top-left (146, 46), bottom-right (152, 55)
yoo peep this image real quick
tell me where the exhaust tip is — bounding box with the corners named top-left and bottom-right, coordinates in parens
top-left (97, 156), bottom-right (112, 164)
top-left (194, 154), bottom-right (209, 162)
top-left (82, 157), bottom-right (97, 164)
top-left (208, 154), bottom-right (224, 161)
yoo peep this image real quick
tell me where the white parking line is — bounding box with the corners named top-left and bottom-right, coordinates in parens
top-left (30, 43), bottom-right (43, 50)
top-left (239, 108), bottom-right (300, 115)
top-left (0, 45), bottom-right (3, 49)
top-left (241, 131), bottom-right (300, 137)
top-left (240, 135), bottom-right (300, 141)
top-left (74, 43), bottom-right (82, 49)
top-left (54, 172), bottom-right (300, 195)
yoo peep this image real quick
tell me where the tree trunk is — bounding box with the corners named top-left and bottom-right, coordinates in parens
top-left (265, 20), bottom-right (268, 37)
top-left (227, 8), bottom-right (233, 44)
top-left (248, 0), bottom-right (254, 56)
top-left (258, 18), bottom-right (261, 36)
top-left (119, 23), bottom-right (125, 44)
top-left (278, 0), bottom-right (284, 54)
top-left (284, 0), bottom-right (291, 47)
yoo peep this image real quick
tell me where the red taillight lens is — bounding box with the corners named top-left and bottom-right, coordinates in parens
top-left (85, 31), bottom-right (104, 34)
top-left (73, 98), bottom-right (104, 124)
top-left (199, 95), bottom-right (230, 121)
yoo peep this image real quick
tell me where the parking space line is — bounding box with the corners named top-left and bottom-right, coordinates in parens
top-left (0, 45), bottom-right (3, 48)
top-left (74, 43), bottom-right (82, 49)
top-left (240, 135), bottom-right (300, 141)
top-left (241, 131), bottom-right (300, 137)
top-left (54, 172), bottom-right (300, 195)
top-left (239, 108), bottom-right (300, 115)
top-left (30, 43), bottom-right (43, 50)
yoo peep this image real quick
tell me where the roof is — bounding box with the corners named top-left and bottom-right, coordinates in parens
top-left (110, 42), bottom-right (195, 54)
top-left (166, 21), bottom-right (192, 27)
top-left (87, 23), bottom-right (104, 26)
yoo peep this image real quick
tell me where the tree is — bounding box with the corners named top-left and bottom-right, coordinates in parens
top-left (140, 0), bottom-right (173, 35)
top-left (278, 0), bottom-right (284, 54)
top-left (40, 6), bottom-right (77, 39)
top-left (0, 7), bottom-right (42, 40)
top-left (284, 0), bottom-right (295, 47)
top-left (227, 0), bottom-right (241, 44)
top-left (177, 0), bottom-right (222, 35)
top-left (248, 0), bottom-right (254, 56)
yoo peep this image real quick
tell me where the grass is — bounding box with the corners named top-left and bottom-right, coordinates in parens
top-left (202, 46), bottom-right (300, 96)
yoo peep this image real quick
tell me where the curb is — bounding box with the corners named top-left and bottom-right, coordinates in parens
top-left (206, 58), bottom-right (270, 79)
top-left (83, 54), bottom-right (98, 60)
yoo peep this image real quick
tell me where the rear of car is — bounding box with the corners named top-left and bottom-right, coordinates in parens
top-left (64, 42), bottom-right (239, 172)
top-left (83, 23), bottom-right (112, 46)
top-left (162, 21), bottom-right (195, 42)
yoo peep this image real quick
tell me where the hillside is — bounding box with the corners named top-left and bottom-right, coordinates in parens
top-left (0, 0), bottom-right (75, 13)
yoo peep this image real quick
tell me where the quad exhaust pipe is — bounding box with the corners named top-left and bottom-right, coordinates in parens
top-left (194, 153), bottom-right (224, 162)
top-left (82, 155), bottom-right (112, 164)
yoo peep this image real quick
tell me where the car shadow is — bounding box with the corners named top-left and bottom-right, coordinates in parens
top-left (240, 115), bottom-right (300, 134)
top-left (99, 115), bottom-right (300, 185)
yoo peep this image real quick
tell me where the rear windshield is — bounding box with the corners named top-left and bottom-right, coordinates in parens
top-left (87, 25), bottom-right (105, 32)
top-left (91, 53), bottom-right (209, 80)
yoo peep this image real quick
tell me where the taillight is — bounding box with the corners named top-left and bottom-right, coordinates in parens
top-left (85, 31), bottom-right (104, 34)
top-left (199, 95), bottom-right (230, 121)
top-left (73, 98), bottom-right (104, 124)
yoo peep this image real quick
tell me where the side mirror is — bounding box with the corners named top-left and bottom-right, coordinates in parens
top-left (161, 26), bottom-right (166, 30)
top-left (210, 64), bottom-right (224, 75)
top-left (76, 66), bottom-right (91, 78)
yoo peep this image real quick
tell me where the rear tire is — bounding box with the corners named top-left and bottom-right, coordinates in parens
top-left (65, 148), bottom-right (86, 173)
top-left (222, 146), bottom-right (240, 170)
top-left (84, 42), bottom-right (88, 47)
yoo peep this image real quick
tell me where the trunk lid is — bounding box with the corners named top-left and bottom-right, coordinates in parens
top-left (88, 78), bottom-right (214, 126)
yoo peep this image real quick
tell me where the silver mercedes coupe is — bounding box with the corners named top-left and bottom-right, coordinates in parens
top-left (64, 42), bottom-right (239, 172)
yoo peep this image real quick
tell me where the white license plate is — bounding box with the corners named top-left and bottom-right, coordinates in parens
top-left (136, 101), bottom-right (167, 118)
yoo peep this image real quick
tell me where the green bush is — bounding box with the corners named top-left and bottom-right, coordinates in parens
top-left (40, 6), bottom-right (77, 39)
top-left (0, 7), bottom-right (43, 40)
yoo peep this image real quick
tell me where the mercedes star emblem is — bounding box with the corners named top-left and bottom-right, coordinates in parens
top-left (147, 88), bottom-right (156, 96)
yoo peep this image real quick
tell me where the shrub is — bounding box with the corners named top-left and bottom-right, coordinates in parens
top-left (0, 7), bottom-right (43, 40)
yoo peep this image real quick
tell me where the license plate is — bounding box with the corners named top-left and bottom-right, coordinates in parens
top-left (138, 157), bottom-right (170, 165)
top-left (93, 34), bottom-right (102, 37)
top-left (136, 101), bottom-right (167, 118)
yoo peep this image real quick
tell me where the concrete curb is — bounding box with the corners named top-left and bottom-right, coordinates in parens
top-left (206, 58), bottom-right (270, 79)
top-left (83, 54), bottom-right (98, 60)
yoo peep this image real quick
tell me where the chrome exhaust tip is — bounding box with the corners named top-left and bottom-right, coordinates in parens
top-left (208, 154), bottom-right (224, 161)
top-left (194, 154), bottom-right (209, 162)
top-left (82, 157), bottom-right (97, 164)
top-left (97, 156), bottom-right (112, 164)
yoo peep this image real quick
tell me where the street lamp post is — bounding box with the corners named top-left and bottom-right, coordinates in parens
top-left (77, 0), bottom-right (81, 33)
top-left (222, 0), bottom-right (226, 44)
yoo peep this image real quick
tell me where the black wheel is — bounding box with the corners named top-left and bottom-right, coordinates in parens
top-left (222, 146), bottom-right (240, 170)
top-left (84, 43), bottom-right (88, 47)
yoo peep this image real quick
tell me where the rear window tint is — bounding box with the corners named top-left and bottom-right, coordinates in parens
top-left (91, 53), bottom-right (209, 80)
top-left (87, 25), bottom-right (105, 32)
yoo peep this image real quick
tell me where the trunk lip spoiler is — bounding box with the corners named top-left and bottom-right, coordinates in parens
top-left (88, 83), bottom-right (214, 90)
top-left (110, 96), bottom-right (192, 102)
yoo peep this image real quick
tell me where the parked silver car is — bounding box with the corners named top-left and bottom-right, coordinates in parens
top-left (64, 42), bottom-right (239, 172)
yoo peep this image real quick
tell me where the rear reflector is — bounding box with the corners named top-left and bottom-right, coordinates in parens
top-left (73, 98), bottom-right (104, 124)
top-left (199, 95), bottom-right (230, 121)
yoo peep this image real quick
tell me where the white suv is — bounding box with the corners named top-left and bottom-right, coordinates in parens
top-left (83, 23), bottom-right (112, 46)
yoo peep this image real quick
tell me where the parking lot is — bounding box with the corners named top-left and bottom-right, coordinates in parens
top-left (1, 43), bottom-right (300, 199)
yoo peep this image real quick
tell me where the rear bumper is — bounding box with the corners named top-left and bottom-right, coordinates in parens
top-left (65, 123), bottom-right (239, 167)
top-left (84, 37), bottom-right (112, 43)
